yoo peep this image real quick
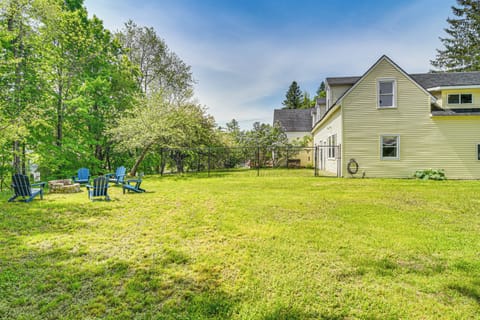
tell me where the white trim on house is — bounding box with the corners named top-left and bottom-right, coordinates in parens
top-left (428, 85), bottom-right (480, 91)
top-left (447, 93), bottom-right (473, 105)
top-left (311, 104), bottom-right (340, 133)
top-left (380, 134), bottom-right (400, 160)
top-left (377, 78), bottom-right (397, 109)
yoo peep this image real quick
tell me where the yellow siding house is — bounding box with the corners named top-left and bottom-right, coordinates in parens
top-left (311, 55), bottom-right (480, 179)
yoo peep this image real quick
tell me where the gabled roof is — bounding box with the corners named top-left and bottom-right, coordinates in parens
top-left (273, 108), bottom-right (312, 132)
top-left (313, 55), bottom-right (434, 132)
top-left (325, 71), bottom-right (480, 90)
top-left (325, 76), bottom-right (361, 86)
top-left (316, 97), bottom-right (326, 105)
top-left (334, 55), bottom-right (435, 107)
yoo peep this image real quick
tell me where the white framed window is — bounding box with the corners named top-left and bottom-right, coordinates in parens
top-left (448, 94), bottom-right (472, 105)
top-left (328, 134), bottom-right (337, 159)
top-left (377, 79), bottom-right (396, 108)
top-left (380, 135), bottom-right (400, 160)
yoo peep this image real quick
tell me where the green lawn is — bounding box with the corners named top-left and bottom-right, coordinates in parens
top-left (1, 171), bottom-right (480, 319)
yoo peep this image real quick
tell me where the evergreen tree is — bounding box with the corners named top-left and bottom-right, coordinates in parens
top-left (282, 81), bottom-right (302, 109)
top-left (315, 81), bottom-right (326, 98)
top-left (431, 0), bottom-right (480, 71)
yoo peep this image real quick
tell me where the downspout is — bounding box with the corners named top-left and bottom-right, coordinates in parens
top-left (340, 103), bottom-right (344, 178)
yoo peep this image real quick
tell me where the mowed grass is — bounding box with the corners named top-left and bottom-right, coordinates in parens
top-left (1, 170), bottom-right (480, 319)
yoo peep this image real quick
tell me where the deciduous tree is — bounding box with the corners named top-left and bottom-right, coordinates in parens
top-left (109, 94), bottom-right (217, 175)
top-left (116, 20), bottom-right (194, 101)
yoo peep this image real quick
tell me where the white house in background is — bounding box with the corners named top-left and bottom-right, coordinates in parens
top-left (273, 108), bottom-right (314, 167)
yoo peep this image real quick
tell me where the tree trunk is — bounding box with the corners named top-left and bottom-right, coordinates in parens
top-left (172, 150), bottom-right (185, 173)
top-left (56, 84), bottom-right (63, 147)
top-left (159, 148), bottom-right (166, 175)
top-left (8, 8), bottom-right (24, 175)
top-left (95, 144), bottom-right (103, 161)
top-left (12, 141), bottom-right (21, 174)
top-left (130, 143), bottom-right (153, 176)
top-left (105, 145), bottom-right (111, 171)
top-left (21, 143), bottom-right (26, 175)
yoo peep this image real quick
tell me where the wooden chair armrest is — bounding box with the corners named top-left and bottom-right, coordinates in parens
top-left (31, 182), bottom-right (46, 189)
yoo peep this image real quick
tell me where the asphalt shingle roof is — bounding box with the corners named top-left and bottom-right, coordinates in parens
top-left (273, 108), bottom-right (312, 132)
top-left (411, 72), bottom-right (480, 89)
top-left (316, 97), bottom-right (326, 105)
top-left (326, 72), bottom-right (480, 89)
top-left (326, 76), bottom-right (360, 86)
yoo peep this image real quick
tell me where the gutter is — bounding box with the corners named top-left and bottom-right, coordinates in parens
top-left (427, 85), bottom-right (480, 91)
top-left (311, 104), bottom-right (341, 133)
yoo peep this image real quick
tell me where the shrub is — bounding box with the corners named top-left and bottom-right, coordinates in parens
top-left (413, 169), bottom-right (446, 181)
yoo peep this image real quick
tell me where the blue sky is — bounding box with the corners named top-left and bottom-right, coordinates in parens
top-left (84, 0), bottom-right (453, 129)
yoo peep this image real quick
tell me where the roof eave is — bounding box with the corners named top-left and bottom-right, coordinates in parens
top-left (311, 104), bottom-right (341, 133)
top-left (427, 85), bottom-right (480, 91)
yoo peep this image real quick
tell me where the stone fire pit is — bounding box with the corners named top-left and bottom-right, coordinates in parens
top-left (48, 179), bottom-right (81, 193)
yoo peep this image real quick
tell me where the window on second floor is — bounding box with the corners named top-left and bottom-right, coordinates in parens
top-left (378, 79), bottom-right (396, 108)
top-left (447, 93), bottom-right (472, 105)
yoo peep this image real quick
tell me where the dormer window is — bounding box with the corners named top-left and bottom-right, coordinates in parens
top-left (448, 94), bottom-right (472, 105)
top-left (378, 79), bottom-right (396, 108)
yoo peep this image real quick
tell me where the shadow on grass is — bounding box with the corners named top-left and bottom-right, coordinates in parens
top-left (448, 284), bottom-right (480, 304)
top-left (0, 242), bottom-right (237, 319)
top-left (1, 201), bottom-right (116, 240)
top-left (354, 256), bottom-right (447, 278)
top-left (1, 201), bottom-right (237, 318)
top-left (261, 305), bottom-right (346, 320)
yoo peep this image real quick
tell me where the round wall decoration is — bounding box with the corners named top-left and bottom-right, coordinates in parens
top-left (347, 158), bottom-right (359, 175)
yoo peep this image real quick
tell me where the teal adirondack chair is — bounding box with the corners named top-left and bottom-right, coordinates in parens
top-left (8, 173), bottom-right (46, 203)
top-left (73, 168), bottom-right (90, 185)
top-left (122, 174), bottom-right (145, 194)
top-left (106, 166), bottom-right (126, 185)
top-left (86, 176), bottom-right (110, 201)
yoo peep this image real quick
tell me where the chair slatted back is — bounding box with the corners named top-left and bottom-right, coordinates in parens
top-left (116, 166), bottom-right (126, 178)
top-left (78, 168), bottom-right (90, 180)
top-left (92, 176), bottom-right (108, 196)
top-left (12, 174), bottom-right (32, 197)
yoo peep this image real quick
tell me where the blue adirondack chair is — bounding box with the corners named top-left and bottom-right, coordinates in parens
top-left (8, 173), bottom-right (46, 203)
top-left (106, 166), bottom-right (126, 185)
top-left (122, 174), bottom-right (145, 194)
top-left (86, 176), bottom-right (110, 201)
top-left (73, 168), bottom-right (90, 185)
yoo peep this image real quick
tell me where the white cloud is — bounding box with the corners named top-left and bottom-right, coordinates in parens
top-left (84, 0), bottom-right (452, 129)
